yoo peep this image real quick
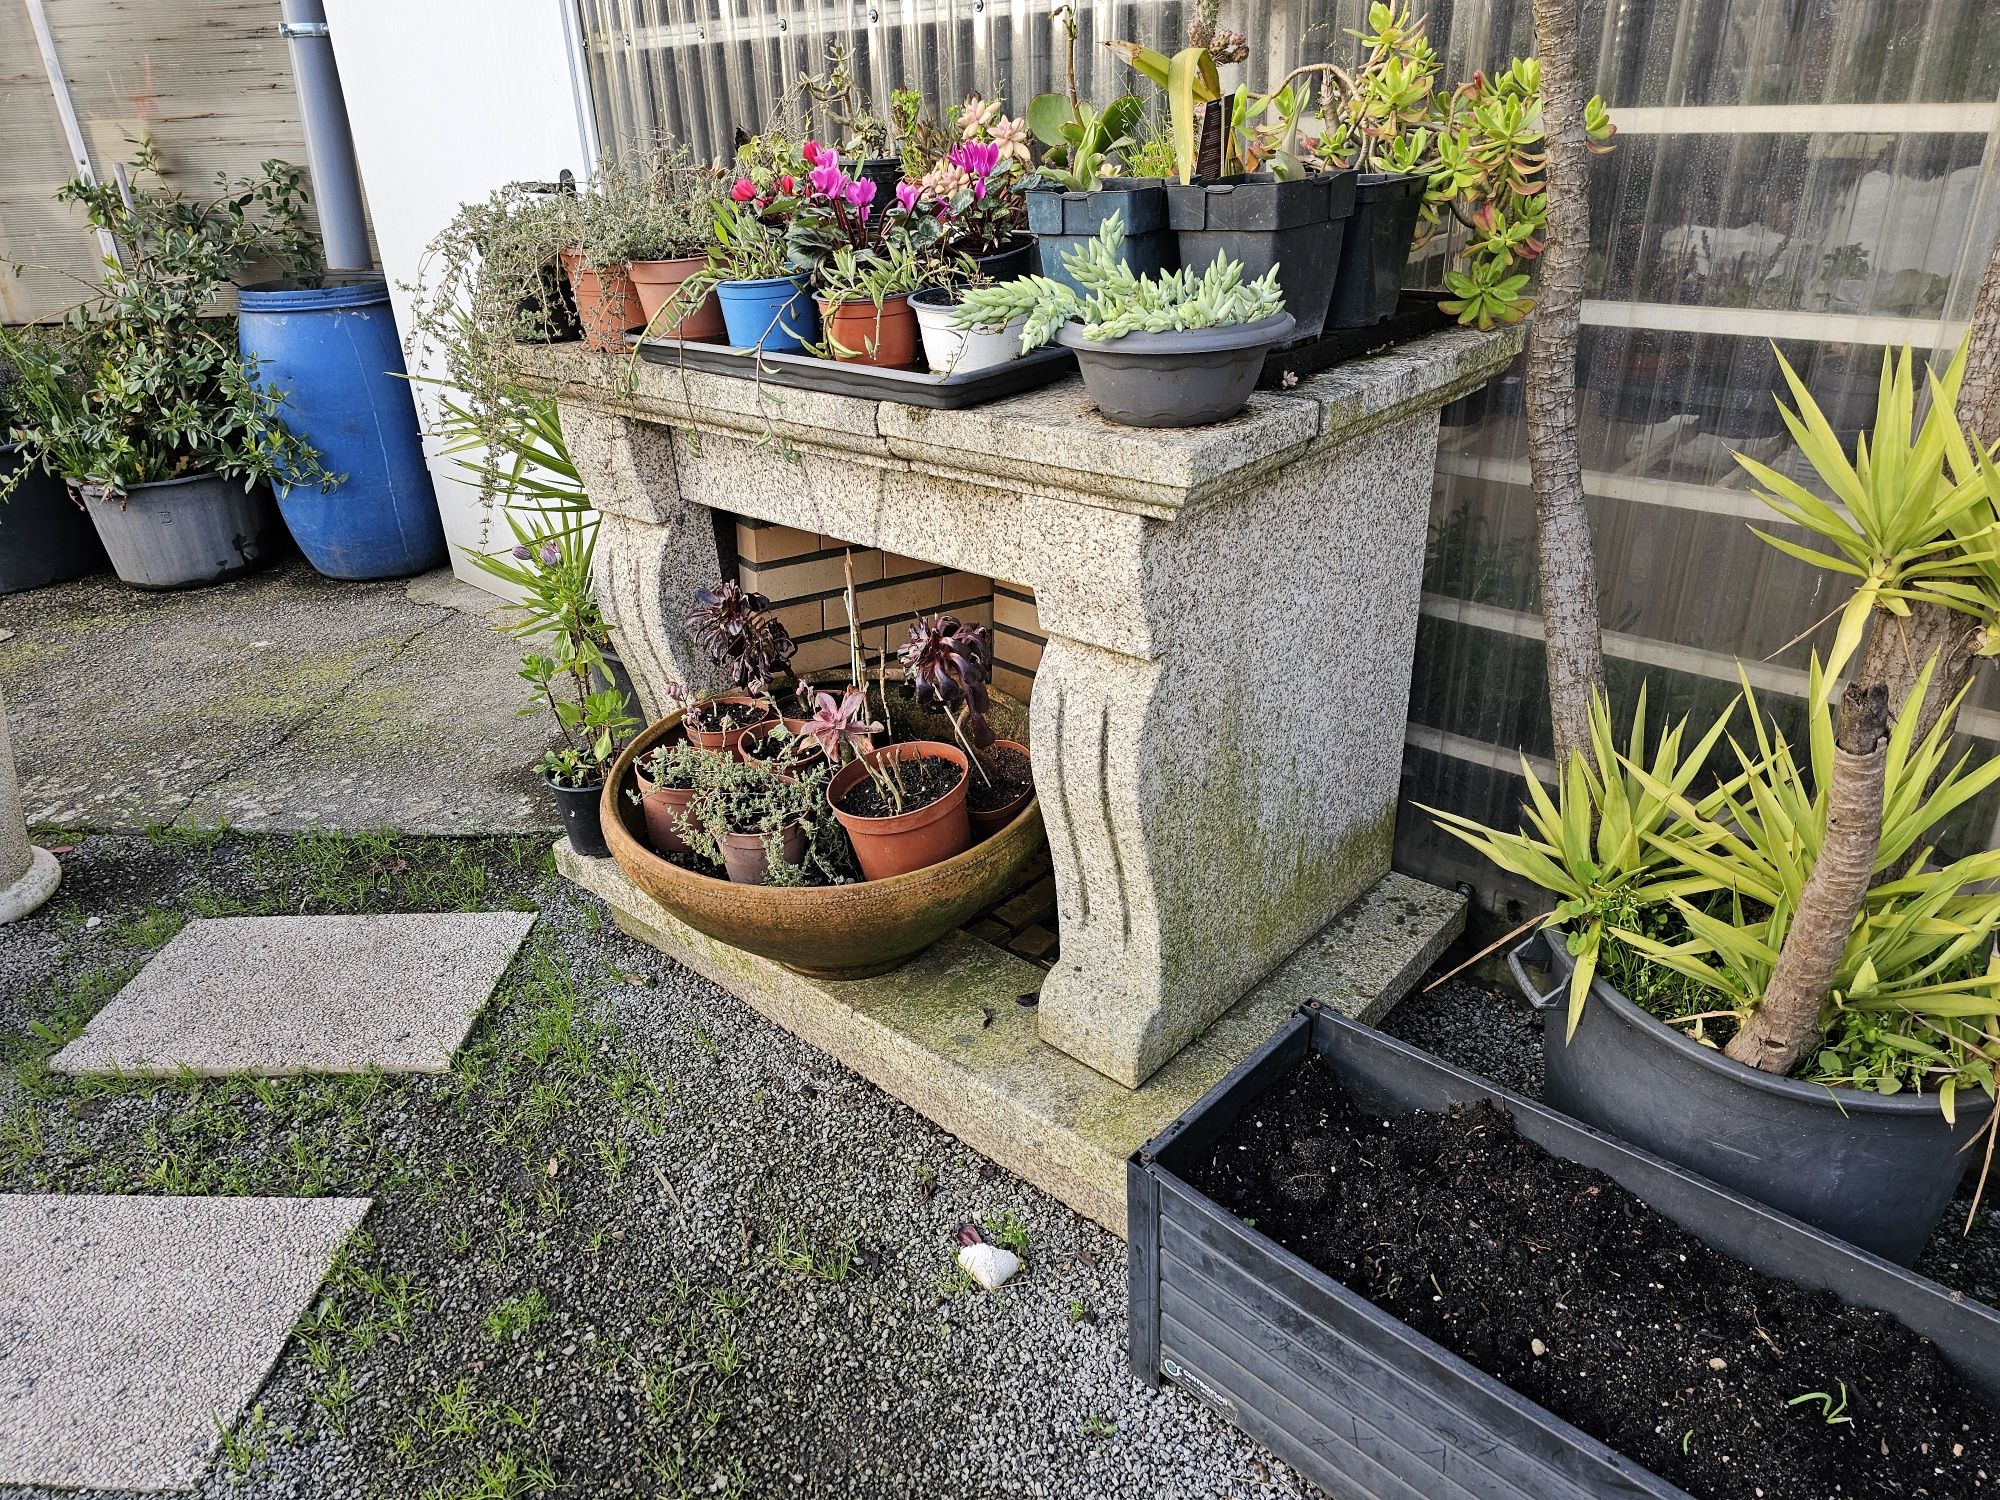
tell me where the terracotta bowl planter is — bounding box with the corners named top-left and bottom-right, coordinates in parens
top-left (602, 713), bottom-right (1045, 978)
top-left (559, 250), bottom-right (644, 352)
top-left (817, 293), bottom-right (920, 368)
top-left (967, 740), bottom-right (1036, 840)
top-left (628, 256), bottom-right (726, 341)
top-left (828, 741), bottom-right (971, 880)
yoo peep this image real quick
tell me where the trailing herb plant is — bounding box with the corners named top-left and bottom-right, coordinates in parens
top-left (0, 140), bottom-right (336, 503)
top-left (954, 215), bottom-right (1282, 350)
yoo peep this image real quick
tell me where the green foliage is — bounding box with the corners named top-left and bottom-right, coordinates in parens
top-left (1740, 341), bottom-right (1999, 703)
top-left (1426, 685), bottom-right (1739, 1037)
top-left (0, 140), bottom-right (335, 500)
top-left (952, 214), bottom-right (1283, 351)
top-left (678, 753), bottom-right (845, 885)
top-left (573, 145), bottom-right (721, 268)
top-left (1026, 93), bottom-right (1144, 190)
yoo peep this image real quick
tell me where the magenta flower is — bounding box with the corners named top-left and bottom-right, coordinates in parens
top-left (802, 140), bottom-right (825, 166)
top-left (955, 142), bottom-right (1000, 183)
top-left (730, 177), bottom-right (757, 202)
top-left (807, 162), bottom-right (849, 200)
top-left (844, 178), bottom-right (877, 209)
top-left (894, 181), bottom-right (921, 214)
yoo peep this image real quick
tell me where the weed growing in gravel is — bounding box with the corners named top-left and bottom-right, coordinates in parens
top-left (1083, 1413), bottom-right (1116, 1440)
top-left (984, 1209), bottom-right (1031, 1264)
top-left (216, 1404), bottom-right (270, 1478)
top-left (484, 1288), bottom-right (552, 1343)
top-left (768, 1221), bottom-right (858, 1282)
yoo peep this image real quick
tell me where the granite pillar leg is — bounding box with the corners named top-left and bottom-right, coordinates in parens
top-left (558, 404), bottom-right (727, 717)
top-left (0, 688), bottom-right (59, 923)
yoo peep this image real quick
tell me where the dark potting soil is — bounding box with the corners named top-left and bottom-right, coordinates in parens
top-left (1189, 1055), bottom-right (1999, 1500)
top-left (834, 755), bottom-right (962, 820)
top-left (686, 699), bottom-right (769, 734)
top-left (967, 744), bottom-right (1033, 813)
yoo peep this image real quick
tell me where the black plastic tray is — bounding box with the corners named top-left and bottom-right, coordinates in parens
top-left (628, 335), bottom-right (1076, 409)
top-left (1129, 1006), bottom-right (2000, 1500)
top-left (1257, 290), bottom-right (1457, 388)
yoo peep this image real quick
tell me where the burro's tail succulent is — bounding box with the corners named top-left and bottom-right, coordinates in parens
top-left (953, 213), bottom-right (1283, 352)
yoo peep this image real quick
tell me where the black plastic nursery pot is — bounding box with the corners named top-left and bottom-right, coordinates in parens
top-left (1325, 172), bottom-right (1426, 330)
top-left (1512, 930), bottom-right (1995, 1265)
top-left (1129, 1006), bottom-right (2000, 1500)
top-left (549, 776), bottom-right (610, 859)
top-left (79, 472), bottom-right (278, 590)
top-left (1025, 180), bottom-right (1178, 298)
top-left (1054, 312), bottom-right (1295, 427)
top-left (970, 233), bottom-right (1036, 284)
top-left (1166, 170), bottom-right (1356, 340)
top-left (0, 446), bottom-right (105, 595)
top-left (843, 156), bottom-right (905, 199)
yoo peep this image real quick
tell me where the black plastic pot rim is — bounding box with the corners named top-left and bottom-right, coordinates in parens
top-left (1517, 927), bottom-right (1994, 1120)
top-left (546, 772), bottom-right (606, 793)
top-left (1054, 311), bottom-right (1296, 358)
top-left (1353, 171), bottom-right (1426, 200)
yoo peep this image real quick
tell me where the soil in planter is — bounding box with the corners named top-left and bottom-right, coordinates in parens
top-left (1189, 1056), bottom-right (1999, 1500)
top-left (967, 745), bottom-right (1033, 814)
top-left (686, 699), bottom-right (772, 734)
top-left (834, 756), bottom-right (962, 820)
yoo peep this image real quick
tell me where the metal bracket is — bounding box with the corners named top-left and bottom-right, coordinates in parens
top-left (279, 20), bottom-right (330, 38)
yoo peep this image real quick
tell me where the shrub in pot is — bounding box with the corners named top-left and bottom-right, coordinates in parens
top-left (955, 215), bottom-right (1293, 427)
top-left (615, 144), bottom-right (729, 342)
top-left (630, 737), bottom-right (713, 855)
top-left (896, 610), bottom-right (1036, 837)
top-left (474, 514), bottom-right (636, 858)
top-left (0, 330), bottom-right (105, 594)
top-left (682, 755), bottom-right (822, 885)
top-left (0, 141), bottom-right (335, 590)
top-left (1432, 345), bottom-right (2000, 1263)
top-left (700, 194), bottom-right (819, 353)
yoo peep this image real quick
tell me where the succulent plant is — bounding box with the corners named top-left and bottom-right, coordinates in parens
top-left (686, 581), bottom-right (797, 694)
top-left (900, 614), bottom-right (995, 749)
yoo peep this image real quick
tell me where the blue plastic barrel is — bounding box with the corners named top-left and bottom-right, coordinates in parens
top-left (237, 277), bottom-right (445, 580)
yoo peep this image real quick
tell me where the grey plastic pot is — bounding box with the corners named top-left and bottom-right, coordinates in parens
top-left (1054, 312), bottom-right (1296, 427)
top-left (1326, 172), bottom-right (1426, 329)
top-left (1511, 929), bottom-right (1995, 1265)
top-left (0, 446), bottom-right (105, 595)
top-left (79, 473), bottom-right (278, 590)
top-left (1026, 181), bottom-right (1178, 299)
top-left (1167, 170), bottom-right (1356, 340)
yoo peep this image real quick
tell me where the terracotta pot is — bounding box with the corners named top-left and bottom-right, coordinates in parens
top-left (602, 712), bottom-right (1045, 977)
top-left (719, 820), bottom-right (808, 885)
top-left (685, 694), bottom-right (775, 757)
top-left (828, 741), bottom-right (971, 880)
top-left (967, 739), bottom-right (1036, 841)
top-left (628, 256), bottom-right (726, 341)
top-left (816, 293), bottom-right (921, 368)
top-left (740, 720), bottom-right (826, 779)
top-left (633, 766), bottom-right (698, 855)
top-left (559, 249), bottom-right (643, 352)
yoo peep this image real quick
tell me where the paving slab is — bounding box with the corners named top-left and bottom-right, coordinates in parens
top-left (0, 1194), bottom-right (371, 1492)
top-left (557, 842), bottom-right (1463, 1233)
top-left (49, 911), bottom-right (537, 1077)
top-left (0, 561), bottom-right (551, 834)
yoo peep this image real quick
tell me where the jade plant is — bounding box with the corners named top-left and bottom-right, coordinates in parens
top-left (954, 215), bottom-right (1282, 350)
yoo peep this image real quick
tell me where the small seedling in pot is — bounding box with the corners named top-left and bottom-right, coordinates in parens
top-left (1787, 1382), bottom-right (1853, 1426)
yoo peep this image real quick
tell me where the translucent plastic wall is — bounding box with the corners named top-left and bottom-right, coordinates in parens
top-left (576, 0), bottom-right (2000, 919)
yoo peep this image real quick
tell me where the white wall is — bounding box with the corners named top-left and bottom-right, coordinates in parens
top-left (323, 0), bottom-right (593, 592)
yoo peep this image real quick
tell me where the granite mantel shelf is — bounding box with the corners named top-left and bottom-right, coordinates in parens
top-left (517, 325), bottom-right (1520, 1113)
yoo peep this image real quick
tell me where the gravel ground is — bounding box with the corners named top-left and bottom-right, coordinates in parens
top-left (0, 832), bottom-right (1311, 1500)
top-left (1380, 969), bottom-right (2000, 1308)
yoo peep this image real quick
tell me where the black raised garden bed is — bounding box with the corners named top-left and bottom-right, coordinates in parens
top-left (629, 336), bottom-right (1076, 410)
top-left (1129, 1005), bottom-right (2000, 1500)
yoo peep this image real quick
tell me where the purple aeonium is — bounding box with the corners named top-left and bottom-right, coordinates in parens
top-left (803, 686), bottom-right (882, 765)
top-left (685, 581), bottom-right (798, 693)
top-left (900, 614), bottom-right (994, 747)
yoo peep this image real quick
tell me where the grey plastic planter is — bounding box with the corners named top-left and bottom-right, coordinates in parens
top-left (80, 473), bottom-right (278, 590)
top-left (1026, 181), bottom-right (1178, 298)
top-left (0, 445), bottom-right (104, 595)
top-left (1130, 1006), bottom-right (2000, 1500)
top-left (1054, 312), bottom-right (1295, 427)
top-left (1326, 172), bottom-right (1426, 329)
top-left (1167, 171), bottom-right (1356, 340)
top-left (1512, 930), bottom-right (1994, 1265)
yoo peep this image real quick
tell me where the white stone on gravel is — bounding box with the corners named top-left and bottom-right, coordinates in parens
top-left (49, 911), bottom-right (536, 1077)
top-left (0, 1194), bottom-right (370, 1491)
top-left (957, 1242), bottom-right (1022, 1291)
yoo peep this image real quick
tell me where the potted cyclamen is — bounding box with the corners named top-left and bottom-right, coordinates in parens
top-left (475, 518), bottom-right (637, 858)
top-left (911, 94), bottom-right (1036, 283)
top-left (956, 217), bottom-right (1292, 427)
top-left (0, 148), bottom-right (334, 590)
top-left (786, 153), bottom-right (948, 366)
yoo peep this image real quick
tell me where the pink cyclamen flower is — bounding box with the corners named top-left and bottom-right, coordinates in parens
top-left (807, 162), bottom-right (849, 200)
top-left (801, 140), bottom-right (825, 165)
top-left (777, 174), bottom-right (795, 194)
top-left (844, 178), bottom-right (877, 209)
top-left (730, 177), bottom-right (757, 202)
top-left (955, 142), bottom-right (1000, 180)
top-left (894, 181), bottom-right (921, 213)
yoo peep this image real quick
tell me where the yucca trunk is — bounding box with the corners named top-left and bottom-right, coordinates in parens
top-left (1725, 683), bottom-right (1889, 1075)
top-left (1526, 0), bottom-right (1606, 769)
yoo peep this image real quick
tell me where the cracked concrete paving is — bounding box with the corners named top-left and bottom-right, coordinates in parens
top-left (0, 560), bottom-right (554, 835)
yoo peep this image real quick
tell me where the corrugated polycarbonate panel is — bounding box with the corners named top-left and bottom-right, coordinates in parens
top-left (577, 0), bottom-right (2000, 915)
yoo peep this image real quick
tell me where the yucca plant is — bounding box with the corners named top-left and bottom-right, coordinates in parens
top-left (1740, 341), bottom-right (1999, 707)
top-left (1425, 685), bottom-right (1739, 1037)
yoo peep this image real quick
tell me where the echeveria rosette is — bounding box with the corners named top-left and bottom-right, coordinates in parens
top-left (900, 614), bottom-right (995, 748)
top-left (685, 581), bottom-right (797, 695)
